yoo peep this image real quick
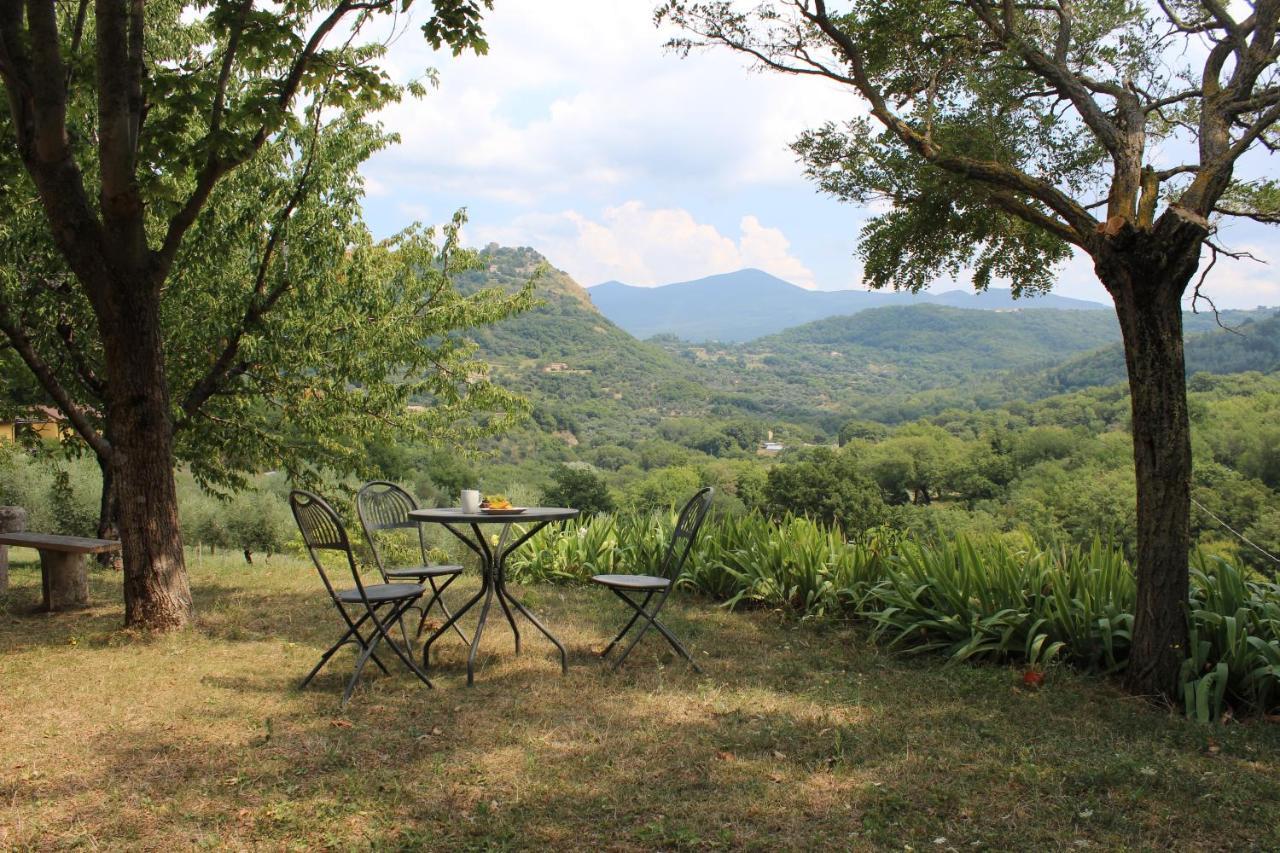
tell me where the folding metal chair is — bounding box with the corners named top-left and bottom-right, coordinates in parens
top-left (356, 481), bottom-right (468, 644)
top-left (289, 489), bottom-right (433, 706)
top-left (591, 487), bottom-right (714, 672)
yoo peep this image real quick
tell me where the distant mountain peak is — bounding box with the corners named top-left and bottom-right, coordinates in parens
top-left (588, 269), bottom-right (1108, 342)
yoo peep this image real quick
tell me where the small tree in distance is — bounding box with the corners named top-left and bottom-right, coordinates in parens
top-left (543, 464), bottom-right (616, 516)
top-left (660, 0), bottom-right (1280, 698)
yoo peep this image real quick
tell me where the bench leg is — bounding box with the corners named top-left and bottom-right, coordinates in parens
top-left (40, 551), bottom-right (89, 611)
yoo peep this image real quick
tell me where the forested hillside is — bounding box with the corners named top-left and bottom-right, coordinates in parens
top-left (448, 247), bottom-right (1280, 452)
top-left (454, 246), bottom-right (714, 451)
top-left (436, 249), bottom-right (1280, 563)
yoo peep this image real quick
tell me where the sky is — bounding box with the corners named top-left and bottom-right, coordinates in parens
top-left (358, 0), bottom-right (1278, 309)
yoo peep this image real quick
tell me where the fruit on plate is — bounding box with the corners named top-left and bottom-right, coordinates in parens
top-left (480, 495), bottom-right (512, 510)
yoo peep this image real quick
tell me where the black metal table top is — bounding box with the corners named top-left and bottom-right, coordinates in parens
top-left (407, 506), bottom-right (580, 524)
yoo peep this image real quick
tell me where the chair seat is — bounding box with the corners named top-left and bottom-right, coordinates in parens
top-left (591, 573), bottom-right (670, 591)
top-left (337, 583), bottom-right (424, 603)
top-left (386, 564), bottom-right (464, 579)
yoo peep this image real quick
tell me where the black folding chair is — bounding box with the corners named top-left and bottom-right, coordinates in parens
top-left (289, 489), bottom-right (433, 706)
top-left (591, 487), bottom-right (714, 672)
top-left (356, 481), bottom-right (468, 644)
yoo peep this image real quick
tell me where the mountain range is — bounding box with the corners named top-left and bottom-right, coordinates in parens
top-left (588, 268), bottom-right (1109, 343)
top-left (460, 247), bottom-right (1278, 446)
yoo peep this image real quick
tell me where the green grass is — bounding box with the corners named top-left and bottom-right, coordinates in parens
top-left (2, 550), bottom-right (1279, 850)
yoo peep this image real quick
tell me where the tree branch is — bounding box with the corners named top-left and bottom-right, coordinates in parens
top-left (1213, 205), bottom-right (1280, 223)
top-left (985, 187), bottom-right (1082, 245)
top-left (801, 0), bottom-right (1098, 240)
top-left (1, 2), bottom-right (110, 310)
top-left (55, 315), bottom-right (107, 399)
top-left (176, 102), bottom-right (328, 428)
top-left (209, 0), bottom-right (252, 141)
top-left (0, 299), bottom-right (110, 458)
top-left (95, 0), bottom-right (146, 252)
top-left (155, 0), bottom-right (393, 278)
top-left (65, 0), bottom-right (90, 89)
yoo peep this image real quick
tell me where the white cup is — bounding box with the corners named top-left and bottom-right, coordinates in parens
top-left (461, 489), bottom-right (481, 514)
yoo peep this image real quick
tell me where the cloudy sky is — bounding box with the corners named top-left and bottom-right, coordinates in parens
top-left (358, 0), bottom-right (1277, 309)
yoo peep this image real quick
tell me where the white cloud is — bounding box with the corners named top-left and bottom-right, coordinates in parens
top-left (472, 201), bottom-right (817, 288)
top-left (737, 216), bottom-right (817, 288)
top-left (362, 0), bottom-right (859, 206)
top-left (396, 202), bottom-right (432, 223)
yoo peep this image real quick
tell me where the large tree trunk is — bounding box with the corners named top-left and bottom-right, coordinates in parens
top-left (1097, 215), bottom-right (1204, 701)
top-left (100, 292), bottom-right (192, 630)
top-left (1114, 284), bottom-right (1191, 698)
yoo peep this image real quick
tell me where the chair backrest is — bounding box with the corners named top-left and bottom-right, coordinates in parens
top-left (289, 489), bottom-right (365, 602)
top-left (658, 487), bottom-right (715, 580)
top-left (355, 481), bottom-right (427, 581)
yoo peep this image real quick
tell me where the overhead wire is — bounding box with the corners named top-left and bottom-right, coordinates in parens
top-left (1191, 497), bottom-right (1280, 567)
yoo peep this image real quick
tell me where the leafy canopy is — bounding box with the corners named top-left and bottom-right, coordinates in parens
top-left (660, 0), bottom-right (1280, 293)
top-left (0, 1), bottom-right (530, 491)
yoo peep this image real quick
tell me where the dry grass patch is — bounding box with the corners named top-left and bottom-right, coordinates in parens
top-left (1, 551), bottom-right (1279, 850)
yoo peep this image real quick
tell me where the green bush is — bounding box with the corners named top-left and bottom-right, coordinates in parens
top-left (0, 448), bottom-right (100, 536)
top-left (542, 464), bottom-right (614, 516)
top-left (1182, 554), bottom-right (1280, 721)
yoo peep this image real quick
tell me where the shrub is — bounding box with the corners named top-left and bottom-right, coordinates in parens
top-left (542, 464), bottom-right (614, 516)
top-left (760, 446), bottom-right (887, 532)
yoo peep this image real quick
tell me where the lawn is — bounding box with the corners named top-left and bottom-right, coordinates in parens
top-left (1, 550), bottom-right (1278, 851)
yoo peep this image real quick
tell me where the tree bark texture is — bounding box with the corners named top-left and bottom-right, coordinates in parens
top-left (1096, 212), bottom-right (1204, 700)
top-left (100, 287), bottom-right (192, 629)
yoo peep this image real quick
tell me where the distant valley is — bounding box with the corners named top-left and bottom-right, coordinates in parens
top-left (589, 268), bottom-right (1109, 343)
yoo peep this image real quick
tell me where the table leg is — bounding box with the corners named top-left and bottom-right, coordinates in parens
top-left (422, 518), bottom-right (570, 684)
top-left (497, 583), bottom-right (568, 674)
top-left (494, 522), bottom-right (568, 675)
top-left (421, 581), bottom-right (485, 672)
top-left (496, 584), bottom-right (520, 654)
top-left (464, 568), bottom-right (498, 686)
top-left (40, 550), bottom-right (89, 611)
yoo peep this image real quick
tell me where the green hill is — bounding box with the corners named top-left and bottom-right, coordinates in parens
top-left (841, 309), bottom-right (1280, 423)
top-left (456, 246), bottom-right (714, 449)
top-left (1040, 311), bottom-right (1280, 393)
top-left (459, 252), bottom-right (1280, 446)
top-left (652, 305), bottom-right (1128, 428)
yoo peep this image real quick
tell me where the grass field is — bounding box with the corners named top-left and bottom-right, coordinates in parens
top-left (2, 550), bottom-right (1279, 851)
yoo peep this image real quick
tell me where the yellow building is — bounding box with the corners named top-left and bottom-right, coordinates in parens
top-left (0, 406), bottom-right (66, 444)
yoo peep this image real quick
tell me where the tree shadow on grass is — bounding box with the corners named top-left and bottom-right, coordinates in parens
top-left (12, 633), bottom-right (1280, 851)
top-left (0, 564), bottom-right (131, 650)
top-left (6, 564), bottom-right (1280, 849)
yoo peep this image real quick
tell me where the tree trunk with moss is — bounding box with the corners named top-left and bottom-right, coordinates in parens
top-left (1095, 215), bottom-right (1205, 698)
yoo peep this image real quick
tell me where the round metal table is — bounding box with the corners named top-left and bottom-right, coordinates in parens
top-left (407, 506), bottom-right (579, 685)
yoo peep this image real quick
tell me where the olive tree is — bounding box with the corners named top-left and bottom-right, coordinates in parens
top-left (660, 0), bottom-right (1280, 697)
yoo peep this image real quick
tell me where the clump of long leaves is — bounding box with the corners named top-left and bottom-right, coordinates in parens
top-left (1182, 554), bottom-right (1280, 721)
top-left (858, 537), bottom-right (1134, 671)
top-left (503, 509), bottom-right (1280, 717)
top-left (505, 512), bottom-right (670, 583)
top-left (681, 514), bottom-right (886, 616)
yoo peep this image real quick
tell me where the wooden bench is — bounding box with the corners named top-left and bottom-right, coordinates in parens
top-left (0, 532), bottom-right (121, 612)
